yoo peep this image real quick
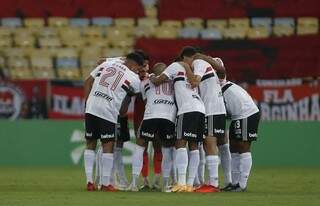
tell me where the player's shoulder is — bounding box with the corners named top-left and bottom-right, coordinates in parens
top-left (193, 59), bottom-right (210, 67)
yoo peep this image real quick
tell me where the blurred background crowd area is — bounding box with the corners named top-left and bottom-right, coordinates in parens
top-left (0, 0), bottom-right (318, 82)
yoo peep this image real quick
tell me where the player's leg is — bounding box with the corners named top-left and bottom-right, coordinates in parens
top-left (171, 114), bottom-right (188, 192)
top-left (99, 118), bottom-right (117, 192)
top-left (84, 113), bottom-right (98, 191)
top-left (195, 115), bottom-right (220, 192)
top-left (159, 119), bottom-right (175, 192)
top-left (113, 116), bottom-right (130, 190)
top-left (129, 119), bottom-right (154, 191)
top-left (152, 137), bottom-right (162, 190)
top-left (231, 112), bottom-right (260, 192)
top-left (140, 147), bottom-right (150, 190)
top-left (196, 143), bottom-right (206, 186)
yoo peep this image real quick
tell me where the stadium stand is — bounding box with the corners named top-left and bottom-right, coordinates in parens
top-left (0, 0), bottom-right (318, 81)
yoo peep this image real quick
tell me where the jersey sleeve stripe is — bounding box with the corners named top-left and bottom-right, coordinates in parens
top-left (221, 83), bottom-right (233, 94)
top-left (201, 72), bottom-right (215, 82)
top-left (174, 77), bottom-right (185, 83)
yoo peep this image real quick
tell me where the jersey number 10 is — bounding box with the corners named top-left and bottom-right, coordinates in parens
top-left (155, 82), bottom-right (173, 95)
top-left (99, 67), bottom-right (124, 91)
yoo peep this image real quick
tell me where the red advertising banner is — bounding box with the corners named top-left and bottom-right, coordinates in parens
top-left (48, 81), bottom-right (85, 119)
top-left (248, 84), bottom-right (320, 121)
top-left (0, 80), bottom-right (48, 120)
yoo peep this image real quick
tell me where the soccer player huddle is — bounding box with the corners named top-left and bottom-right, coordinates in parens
top-left (83, 46), bottom-right (260, 193)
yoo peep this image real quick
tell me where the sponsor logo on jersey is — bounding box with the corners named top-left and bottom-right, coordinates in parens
top-left (183, 132), bottom-right (197, 138)
top-left (249, 133), bottom-right (257, 138)
top-left (141, 131), bottom-right (154, 138)
top-left (101, 133), bottom-right (115, 139)
top-left (153, 99), bottom-right (175, 105)
top-left (93, 91), bottom-right (113, 101)
top-left (214, 129), bottom-right (225, 134)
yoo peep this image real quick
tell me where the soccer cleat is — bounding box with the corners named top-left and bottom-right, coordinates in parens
top-left (101, 184), bottom-right (117, 192)
top-left (171, 184), bottom-right (187, 192)
top-left (185, 185), bottom-right (194, 192)
top-left (230, 184), bottom-right (246, 192)
top-left (151, 183), bottom-right (161, 191)
top-left (86, 182), bottom-right (96, 191)
top-left (127, 183), bottom-right (139, 192)
top-left (139, 184), bottom-right (151, 192)
top-left (221, 183), bottom-right (236, 192)
top-left (162, 185), bottom-right (172, 193)
top-left (194, 184), bottom-right (220, 193)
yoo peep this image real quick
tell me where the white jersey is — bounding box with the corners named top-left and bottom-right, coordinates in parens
top-left (221, 81), bottom-right (259, 120)
top-left (192, 59), bottom-right (226, 116)
top-left (140, 79), bottom-right (176, 122)
top-left (85, 61), bottom-right (140, 123)
top-left (105, 57), bottom-right (125, 64)
top-left (162, 62), bottom-right (205, 115)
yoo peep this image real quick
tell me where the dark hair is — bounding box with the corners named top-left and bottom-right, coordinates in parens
top-left (134, 49), bottom-right (150, 61)
top-left (126, 52), bottom-right (144, 66)
top-left (179, 46), bottom-right (197, 58)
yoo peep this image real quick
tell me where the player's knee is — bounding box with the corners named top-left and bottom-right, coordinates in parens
top-left (101, 141), bottom-right (114, 153)
top-left (86, 139), bottom-right (97, 150)
top-left (175, 139), bottom-right (187, 149)
top-left (188, 141), bottom-right (199, 150)
top-left (237, 141), bottom-right (251, 153)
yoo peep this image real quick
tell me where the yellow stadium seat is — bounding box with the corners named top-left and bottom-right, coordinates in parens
top-left (8, 56), bottom-right (29, 69)
top-left (154, 26), bottom-right (179, 38)
top-left (0, 37), bottom-right (12, 48)
top-left (111, 38), bottom-right (135, 49)
top-left (61, 37), bottom-right (85, 48)
top-left (207, 19), bottom-right (227, 29)
top-left (184, 18), bottom-right (204, 29)
top-left (0, 27), bottom-right (12, 37)
top-left (14, 35), bottom-right (35, 47)
top-left (223, 27), bottom-right (248, 39)
top-left (57, 69), bottom-right (81, 80)
top-left (37, 27), bottom-right (58, 38)
top-left (106, 26), bottom-right (133, 41)
top-left (229, 18), bottom-right (250, 28)
top-left (39, 37), bottom-right (62, 48)
top-left (30, 52), bottom-right (55, 79)
top-left (297, 17), bottom-right (319, 35)
top-left (56, 48), bottom-right (78, 58)
top-left (134, 26), bottom-right (156, 37)
top-left (10, 68), bottom-right (33, 79)
top-left (114, 18), bottom-right (135, 27)
top-left (161, 20), bottom-right (182, 29)
top-left (101, 47), bottom-right (127, 58)
top-left (59, 27), bottom-right (81, 40)
top-left (82, 27), bottom-right (104, 38)
top-left (137, 17), bottom-right (159, 27)
top-left (12, 28), bottom-right (35, 37)
top-left (24, 18), bottom-right (45, 27)
top-left (247, 27), bottom-right (269, 39)
top-left (144, 6), bottom-right (158, 18)
top-left (4, 48), bottom-right (26, 57)
top-left (273, 25), bottom-right (294, 37)
top-left (48, 17), bottom-right (69, 27)
top-left (86, 37), bottom-right (110, 48)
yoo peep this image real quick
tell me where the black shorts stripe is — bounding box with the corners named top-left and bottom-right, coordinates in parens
top-left (222, 83), bottom-right (233, 94)
top-left (174, 77), bottom-right (185, 83)
top-left (201, 73), bottom-right (215, 82)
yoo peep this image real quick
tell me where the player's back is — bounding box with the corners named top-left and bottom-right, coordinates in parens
top-left (222, 81), bottom-right (259, 120)
top-left (163, 62), bottom-right (205, 115)
top-left (192, 59), bottom-right (226, 116)
top-left (141, 79), bottom-right (176, 122)
top-left (86, 61), bottom-right (140, 123)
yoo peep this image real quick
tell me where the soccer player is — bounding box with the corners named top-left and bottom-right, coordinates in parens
top-left (83, 52), bottom-right (143, 191)
top-left (150, 57), bottom-right (206, 192)
top-left (180, 47), bottom-right (227, 192)
top-left (220, 78), bottom-right (260, 192)
top-left (128, 63), bottom-right (176, 192)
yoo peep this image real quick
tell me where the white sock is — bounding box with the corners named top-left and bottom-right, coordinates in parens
top-left (175, 148), bottom-right (188, 185)
top-left (131, 145), bottom-right (145, 187)
top-left (161, 147), bottom-right (173, 187)
top-left (187, 150), bottom-right (200, 186)
top-left (84, 149), bottom-right (95, 184)
top-left (206, 155), bottom-right (219, 187)
top-left (101, 153), bottom-right (114, 186)
top-left (239, 152), bottom-right (252, 189)
top-left (218, 144), bottom-right (232, 185)
top-left (114, 147), bottom-right (128, 184)
top-left (95, 147), bottom-right (103, 186)
top-left (171, 147), bottom-right (177, 184)
top-left (231, 153), bottom-right (240, 185)
top-left (198, 144), bottom-right (206, 184)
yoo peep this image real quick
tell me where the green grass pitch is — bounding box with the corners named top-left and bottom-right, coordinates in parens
top-left (1, 167), bottom-right (320, 206)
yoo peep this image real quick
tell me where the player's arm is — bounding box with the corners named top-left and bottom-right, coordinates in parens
top-left (178, 62), bottom-right (201, 88)
top-left (193, 53), bottom-right (226, 79)
top-left (150, 73), bottom-right (169, 86)
top-left (119, 95), bottom-right (132, 116)
top-left (84, 76), bottom-right (94, 104)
